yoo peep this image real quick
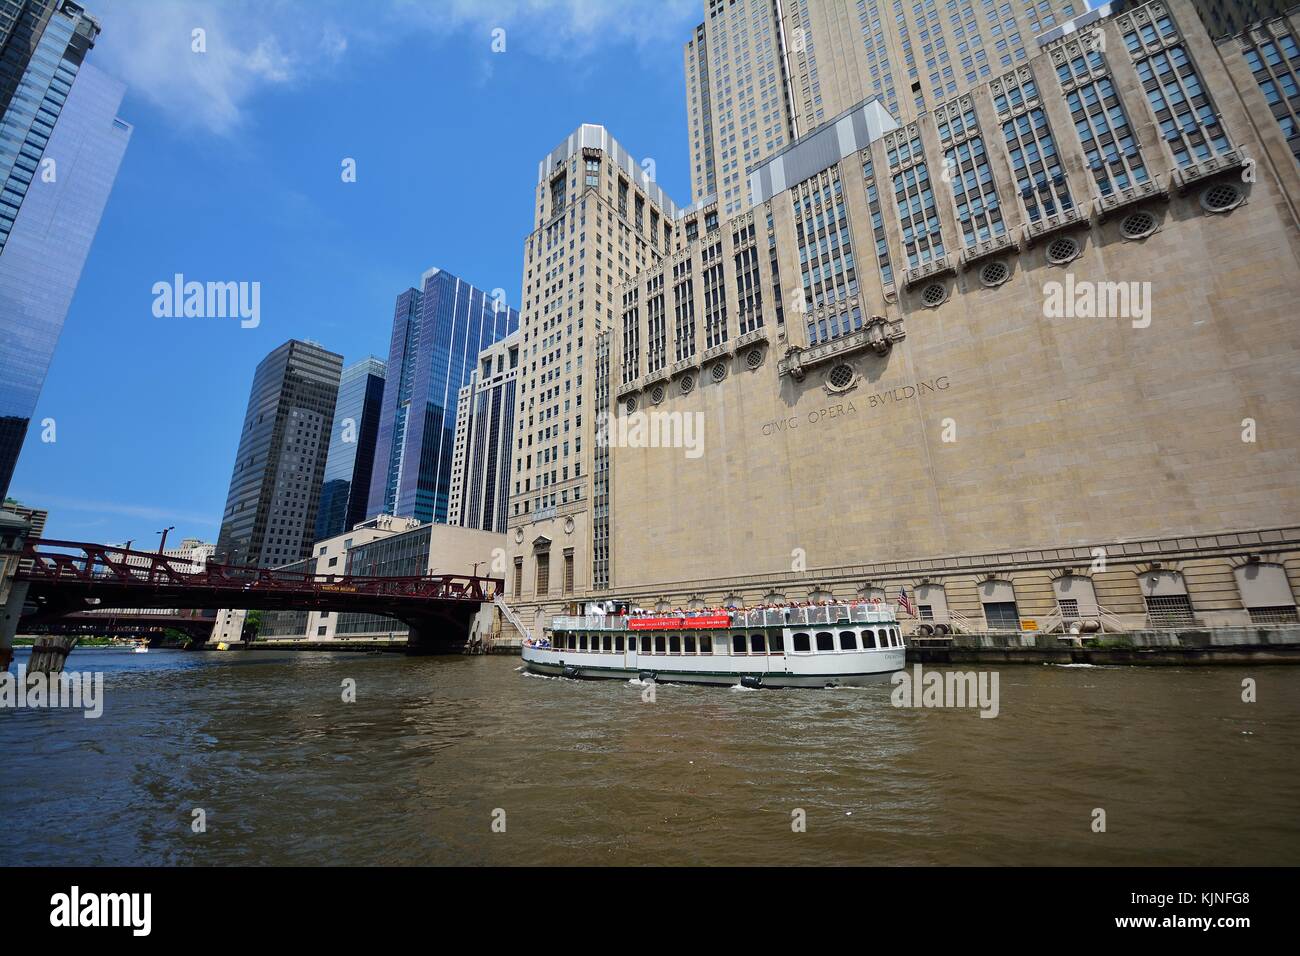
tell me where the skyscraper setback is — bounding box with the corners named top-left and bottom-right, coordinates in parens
top-left (314, 356), bottom-right (386, 542)
top-left (214, 340), bottom-right (343, 569)
top-left (367, 267), bottom-right (518, 525)
top-left (685, 0), bottom-right (1081, 215)
top-left (0, 1), bottom-right (128, 500)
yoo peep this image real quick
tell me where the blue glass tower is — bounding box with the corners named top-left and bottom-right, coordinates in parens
top-left (366, 268), bottom-right (518, 524)
top-left (0, 5), bottom-right (129, 499)
top-left (314, 356), bottom-right (386, 542)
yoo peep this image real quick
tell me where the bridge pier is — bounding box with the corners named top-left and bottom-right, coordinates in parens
top-left (403, 605), bottom-right (482, 655)
top-left (0, 579), bottom-right (27, 672)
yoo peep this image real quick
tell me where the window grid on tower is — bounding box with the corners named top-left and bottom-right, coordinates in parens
top-left (935, 96), bottom-right (1006, 247)
top-left (993, 68), bottom-right (1074, 223)
top-left (1119, 7), bottom-right (1232, 168)
top-left (885, 128), bottom-right (945, 270)
top-left (1053, 37), bottom-right (1151, 196)
top-left (1236, 23), bottom-right (1300, 164)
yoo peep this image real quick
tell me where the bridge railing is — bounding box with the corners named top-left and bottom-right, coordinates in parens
top-left (17, 539), bottom-right (503, 604)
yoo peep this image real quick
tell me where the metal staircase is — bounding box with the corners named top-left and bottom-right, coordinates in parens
top-left (494, 597), bottom-right (532, 643)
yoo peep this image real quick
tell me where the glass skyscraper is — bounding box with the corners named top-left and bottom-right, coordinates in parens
top-left (367, 267), bottom-right (518, 525)
top-left (215, 340), bottom-right (343, 569)
top-left (314, 355), bottom-right (386, 542)
top-left (0, 5), bottom-right (129, 500)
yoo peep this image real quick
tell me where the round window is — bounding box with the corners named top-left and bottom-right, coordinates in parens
top-left (679, 374), bottom-right (695, 395)
top-left (624, 396), bottom-right (638, 414)
top-left (1121, 210), bottom-right (1157, 240)
top-left (979, 260), bottom-right (1010, 287)
top-left (650, 384), bottom-right (665, 405)
top-left (1201, 182), bottom-right (1242, 213)
top-left (1046, 236), bottom-right (1080, 265)
top-left (710, 362), bottom-right (728, 383)
top-left (921, 282), bottom-right (947, 307)
top-left (826, 363), bottom-right (855, 391)
top-left (745, 348), bottom-right (764, 369)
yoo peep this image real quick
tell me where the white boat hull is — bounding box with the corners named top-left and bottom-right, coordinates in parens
top-left (521, 644), bottom-right (905, 688)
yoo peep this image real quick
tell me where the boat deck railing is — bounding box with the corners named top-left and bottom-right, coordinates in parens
top-left (550, 603), bottom-right (897, 632)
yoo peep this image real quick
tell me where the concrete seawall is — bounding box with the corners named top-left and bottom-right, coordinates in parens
top-left (908, 625), bottom-right (1300, 665)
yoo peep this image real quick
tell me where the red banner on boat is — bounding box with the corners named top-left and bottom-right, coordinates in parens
top-left (627, 614), bottom-right (731, 630)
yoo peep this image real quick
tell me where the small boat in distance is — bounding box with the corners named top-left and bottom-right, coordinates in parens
top-left (521, 601), bottom-right (906, 689)
top-left (132, 640), bottom-right (149, 654)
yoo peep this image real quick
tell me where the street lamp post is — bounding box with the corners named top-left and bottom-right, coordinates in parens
top-left (156, 526), bottom-right (175, 555)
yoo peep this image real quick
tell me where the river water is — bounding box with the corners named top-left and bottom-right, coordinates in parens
top-left (1, 647), bottom-right (1296, 866)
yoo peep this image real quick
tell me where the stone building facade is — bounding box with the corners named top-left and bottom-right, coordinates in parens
top-left (504, 0), bottom-right (1300, 637)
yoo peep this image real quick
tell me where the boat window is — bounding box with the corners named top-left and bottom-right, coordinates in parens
top-left (615, 635), bottom-right (624, 652)
top-left (793, 632), bottom-right (811, 652)
top-left (769, 633), bottom-right (784, 654)
top-left (669, 635), bottom-right (681, 654)
top-left (600, 635), bottom-right (610, 651)
top-left (684, 635), bottom-right (696, 654)
top-left (654, 634), bottom-right (667, 654)
top-left (700, 635), bottom-right (713, 654)
top-left (640, 635), bottom-right (652, 653)
top-left (816, 632), bottom-right (835, 651)
top-left (862, 629), bottom-right (877, 648)
top-left (579, 634), bottom-right (588, 651)
top-left (894, 628), bottom-right (902, 644)
top-left (732, 634), bottom-right (746, 654)
top-left (839, 630), bottom-right (858, 650)
top-left (750, 633), bottom-right (765, 653)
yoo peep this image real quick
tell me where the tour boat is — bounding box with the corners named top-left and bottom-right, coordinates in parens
top-left (132, 641), bottom-right (149, 654)
top-left (521, 602), bottom-right (906, 689)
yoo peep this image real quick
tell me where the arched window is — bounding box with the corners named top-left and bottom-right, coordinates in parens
top-left (1053, 574), bottom-right (1099, 620)
top-left (915, 583), bottom-right (948, 622)
top-left (1140, 570), bottom-right (1195, 627)
top-left (1234, 563), bottom-right (1298, 624)
top-left (980, 579), bottom-right (1020, 630)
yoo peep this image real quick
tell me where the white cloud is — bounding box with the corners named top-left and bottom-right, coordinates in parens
top-left (92, 0), bottom-right (699, 135)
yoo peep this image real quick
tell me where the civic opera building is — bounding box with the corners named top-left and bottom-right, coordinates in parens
top-left (502, 0), bottom-right (1300, 639)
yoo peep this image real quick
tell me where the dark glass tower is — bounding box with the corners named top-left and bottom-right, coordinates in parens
top-left (313, 356), bottom-right (386, 542)
top-left (366, 267), bottom-right (518, 524)
top-left (0, 2), bottom-right (127, 500)
top-left (215, 341), bottom-right (343, 569)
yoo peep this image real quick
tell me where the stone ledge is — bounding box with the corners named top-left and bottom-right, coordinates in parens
top-left (902, 253), bottom-right (957, 289)
top-left (777, 317), bottom-right (905, 381)
top-left (1095, 177), bottom-right (1171, 221)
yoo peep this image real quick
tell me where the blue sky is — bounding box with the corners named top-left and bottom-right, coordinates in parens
top-left (10, 0), bottom-right (701, 547)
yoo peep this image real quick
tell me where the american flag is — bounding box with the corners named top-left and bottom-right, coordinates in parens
top-left (897, 587), bottom-right (915, 616)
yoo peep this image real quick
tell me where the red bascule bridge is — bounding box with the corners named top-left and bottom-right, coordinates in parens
top-left (13, 539), bottom-right (502, 653)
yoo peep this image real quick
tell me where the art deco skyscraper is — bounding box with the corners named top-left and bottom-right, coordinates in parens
top-left (0, 2), bottom-right (128, 499)
top-left (685, 0), bottom-right (1082, 216)
top-left (366, 267), bottom-right (518, 525)
top-left (314, 356), bottom-right (386, 542)
top-left (215, 340), bottom-right (343, 569)
top-left (503, 125), bottom-right (680, 608)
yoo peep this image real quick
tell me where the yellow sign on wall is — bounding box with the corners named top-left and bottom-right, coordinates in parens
top-left (1021, 619), bottom-right (1038, 631)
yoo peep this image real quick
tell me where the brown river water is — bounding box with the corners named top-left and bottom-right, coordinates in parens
top-left (1, 647), bottom-right (1297, 866)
